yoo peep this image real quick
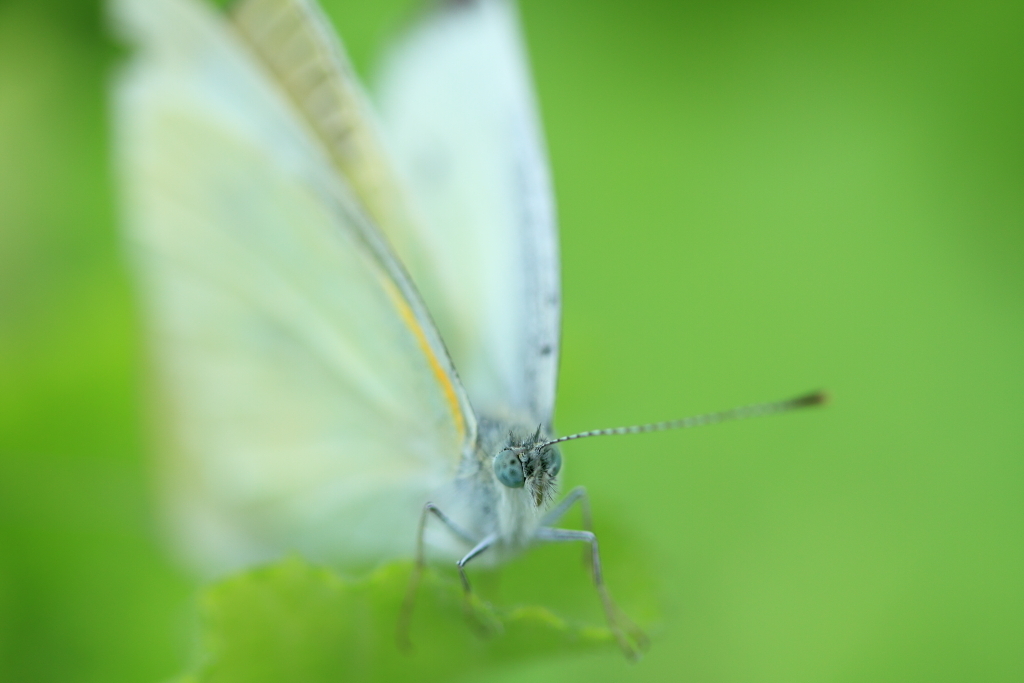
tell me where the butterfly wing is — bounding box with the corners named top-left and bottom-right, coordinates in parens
top-left (111, 0), bottom-right (476, 575)
top-left (375, 0), bottom-right (561, 427)
top-left (224, 0), bottom-right (560, 427)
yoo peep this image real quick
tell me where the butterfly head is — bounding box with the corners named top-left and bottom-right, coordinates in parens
top-left (493, 426), bottom-right (562, 508)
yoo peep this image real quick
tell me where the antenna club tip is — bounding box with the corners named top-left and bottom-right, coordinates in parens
top-left (794, 390), bottom-right (829, 408)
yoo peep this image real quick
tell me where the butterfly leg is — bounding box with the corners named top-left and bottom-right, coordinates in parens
top-left (542, 486), bottom-right (595, 568)
top-left (542, 487), bottom-right (646, 646)
top-left (541, 485), bottom-right (593, 528)
top-left (456, 533), bottom-right (497, 594)
top-left (397, 502), bottom-right (477, 650)
top-left (455, 533), bottom-right (501, 637)
top-left (534, 526), bottom-right (649, 661)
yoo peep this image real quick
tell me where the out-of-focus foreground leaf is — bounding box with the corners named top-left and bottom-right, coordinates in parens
top-left (175, 558), bottom-right (620, 683)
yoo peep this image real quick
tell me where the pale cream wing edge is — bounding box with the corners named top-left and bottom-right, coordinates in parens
top-left (228, 0), bottom-right (425, 264)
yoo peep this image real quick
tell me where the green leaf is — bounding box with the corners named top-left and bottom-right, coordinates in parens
top-left (178, 557), bottom-right (622, 682)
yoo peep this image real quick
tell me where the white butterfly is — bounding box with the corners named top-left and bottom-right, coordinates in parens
top-left (111, 0), bottom-right (822, 658)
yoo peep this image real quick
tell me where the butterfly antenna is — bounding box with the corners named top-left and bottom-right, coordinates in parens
top-left (537, 390), bottom-right (828, 450)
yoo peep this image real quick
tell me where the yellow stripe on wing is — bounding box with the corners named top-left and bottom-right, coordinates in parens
top-left (381, 278), bottom-right (467, 442)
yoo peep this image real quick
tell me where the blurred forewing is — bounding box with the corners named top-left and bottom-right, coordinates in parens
top-left (111, 0), bottom-right (475, 574)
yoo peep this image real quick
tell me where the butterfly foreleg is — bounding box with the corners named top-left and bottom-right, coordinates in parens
top-left (397, 502), bottom-right (478, 650)
top-left (541, 485), bottom-right (593, 529)
top-left (417, 502), bottom-right (477, 561)
top-left (542, 486), bottom-right (596, 571)
top-left (453, 532), bottom-right (499, 638)
top-left (533, 525), bottom-right (649, 661)
top-left (456, 533), bottom-right (496, 593)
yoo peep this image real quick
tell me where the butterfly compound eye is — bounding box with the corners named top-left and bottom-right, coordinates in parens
top-left (493, 450), bottom-right (526, 488)
top-left (545, 447), bottom-right (562, 477)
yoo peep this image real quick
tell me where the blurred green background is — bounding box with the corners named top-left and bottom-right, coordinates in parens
top-left (1, 0), bottom-right (1022, 681)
